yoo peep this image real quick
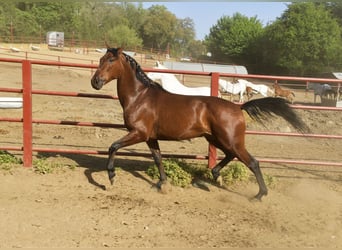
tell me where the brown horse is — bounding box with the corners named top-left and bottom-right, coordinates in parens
top-left (245, 86), bottom-right (254, 100)
top-left (91, 47), bottom-right (309, 200)
top-left (273, 82), bottom-right (295, 104)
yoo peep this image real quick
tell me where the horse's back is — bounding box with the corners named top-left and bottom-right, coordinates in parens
top-left (167, 92), bottom-right (241, 121)
top-left (245, 80), bottom-right (269, 96)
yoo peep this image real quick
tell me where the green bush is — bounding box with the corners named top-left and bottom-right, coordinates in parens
top-left (33, 157), bottom-right (76, 174)
top-left (146, 159), bottom-right (193, 188)
top-left (263, 173), bottom-right (277, 189)
top-left (33, 158), bottom-right (55, 174)
top-left (146, 159), bottom-right (254, 188)
top-left (0, 150), bottom-right (22, 164)
top-left (0, 151), bottom-right (22, 171)
top-left (221, 161), bottom-right (250, 185)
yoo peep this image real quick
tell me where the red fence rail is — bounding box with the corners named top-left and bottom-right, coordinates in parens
top-left (1, 58), bottom-right (341, 168)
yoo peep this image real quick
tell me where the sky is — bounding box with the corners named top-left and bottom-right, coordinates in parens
top-left (142, 2), bottom-right (290, 40)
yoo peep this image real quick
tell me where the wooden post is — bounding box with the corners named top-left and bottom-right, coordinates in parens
top-left (208, 72), bottom-right (219, 168)
top-left (22, 60), bottom-right (33, 167)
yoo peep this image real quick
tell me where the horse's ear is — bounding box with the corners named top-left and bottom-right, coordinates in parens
top-left (117, 48), bottom-right (124, 54)
top-left (105, 41), bottom-right (110, 49)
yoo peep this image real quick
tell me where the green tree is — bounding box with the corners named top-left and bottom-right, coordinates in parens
top-left (173, 17), bottom-right (196, 57)
top-left (77, 2), bottom-right (106, 42)
top-left (107, 24), bottom-right (142, 49)
top-left (120, 2), bottom-right (146, 35)
top-left (187, 39), bottom-right (206, 60)
top-left (142, 5), bottom-right (177, 51)
top-left (261, 2), bottom-right (342, 76)
top-left (0, 1), bottom-right (202, 57)
top-left (204, 13), bottom-right (263, 64)
top-left (13, 9), bottom-right (39, 38)
top-left (0, 2), bottom-right (18, 42)
top-left (30, 2), bottom-right (81, 39)
top-left (77, 2), bottom-right (128, 46)
top-left (175, 18), bottom-right (195, 46)
top-left (0, 5), bottom-right (10, 41)
top-left (325, 2), bottom-right (342, 26)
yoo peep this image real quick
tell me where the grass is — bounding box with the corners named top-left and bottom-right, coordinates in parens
top-left (146, 158), bottom-right (192, 187)
top-left (0, 150), bottom-right (22, 164)
top-left (33, 156), bottom-right (77, 174)
top-left (0, 150), bottom-right (22, 171)
top-left (145, 158), bottom-right (274, 188)
top-left (0, 150), bottom-right (276, 188)
top-left (0, 151), bottom-right (77, 174)
top-left (263, 173), bottom-right (277, 188)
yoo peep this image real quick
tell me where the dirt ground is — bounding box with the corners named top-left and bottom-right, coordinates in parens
top-left (0, 45), bottom-right (341, 248)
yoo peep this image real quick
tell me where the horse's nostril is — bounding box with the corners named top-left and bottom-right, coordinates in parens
top-left (91, 77), bottom-right (103, 90)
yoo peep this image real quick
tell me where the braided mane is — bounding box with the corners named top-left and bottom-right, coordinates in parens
top-left (107, 48), bottom-right (163, 89)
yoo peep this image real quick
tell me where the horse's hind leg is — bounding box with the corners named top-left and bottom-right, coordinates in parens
top-left (211, 154), bottom-right (235, 185)
top-left (237, 150), bottom-right (268, 200)
top-left (146, 139), bottom-right (168, 191)
top-left (248, 156), bottom-right (268, 200)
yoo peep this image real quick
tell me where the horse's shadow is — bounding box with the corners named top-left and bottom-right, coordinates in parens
top-left (36, 151), bottom-right (342, 201)
top-left (37, 152), bottom-right (155, 190)
top-left (36, 151), bottom-right (228, 194)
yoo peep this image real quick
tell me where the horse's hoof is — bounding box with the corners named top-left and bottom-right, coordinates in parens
top-left (109, 178), bottom-right (114, 185)
top-left (249, 196), bottom-right (262, 202)
top-left (216, 176), bottom-right (223, 186)
top-left (250, 190), bottom-right (267, 202)
top-left (157, 181), bottom-right (172, 194)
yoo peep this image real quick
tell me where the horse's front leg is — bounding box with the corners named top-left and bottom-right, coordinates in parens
top-left (107, 140), bottom-right (120, 185)
top-left (107, 131), bottom-right (146, 185)
top-left (239, 91), bottom-right (244, 103)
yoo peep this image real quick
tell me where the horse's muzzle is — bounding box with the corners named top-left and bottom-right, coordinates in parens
top-left (91, 76), bottom-right (104, 90)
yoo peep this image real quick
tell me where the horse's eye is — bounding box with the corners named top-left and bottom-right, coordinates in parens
top-left (109, 58), bottom-right (115, 63)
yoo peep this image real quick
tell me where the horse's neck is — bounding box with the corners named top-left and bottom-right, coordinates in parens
top-left (117, 66), bottom-right (146, 108)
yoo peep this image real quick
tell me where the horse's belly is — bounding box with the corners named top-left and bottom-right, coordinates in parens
top-left (153, 117), bottom-right (210, 140)
top-left (154, 126), bottom-right (207, 141)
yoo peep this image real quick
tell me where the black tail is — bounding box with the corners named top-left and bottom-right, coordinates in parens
top-left (241, 97), bottom-right (310, 133)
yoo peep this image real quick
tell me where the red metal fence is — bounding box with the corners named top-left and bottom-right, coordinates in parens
top-left (1, 58), bottom-right (341, 168)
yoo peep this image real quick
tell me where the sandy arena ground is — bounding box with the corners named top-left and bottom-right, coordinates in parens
top-left (0, 45), bottom-right (341, 248)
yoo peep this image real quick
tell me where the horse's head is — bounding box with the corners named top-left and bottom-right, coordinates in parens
top-left (91, 47), bottom-right (124, 90)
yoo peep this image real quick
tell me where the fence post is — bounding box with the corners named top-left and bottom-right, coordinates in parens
top-left (22, 60), bottom-right (32, 167)
top-left (305, 81), bottom-right (309, 98)
top-left (208, 72), bottom-right (219, 168)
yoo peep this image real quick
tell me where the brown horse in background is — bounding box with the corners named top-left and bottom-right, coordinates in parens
top-left (91, 47), bottom-right (309, 200)
top-left (273, 82), bottom-right (295, 104)
top-left (245, 86), bottom-right (254, 100)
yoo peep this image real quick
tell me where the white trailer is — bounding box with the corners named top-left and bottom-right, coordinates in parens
top-left (46, 31), bottom-right (64, 49)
